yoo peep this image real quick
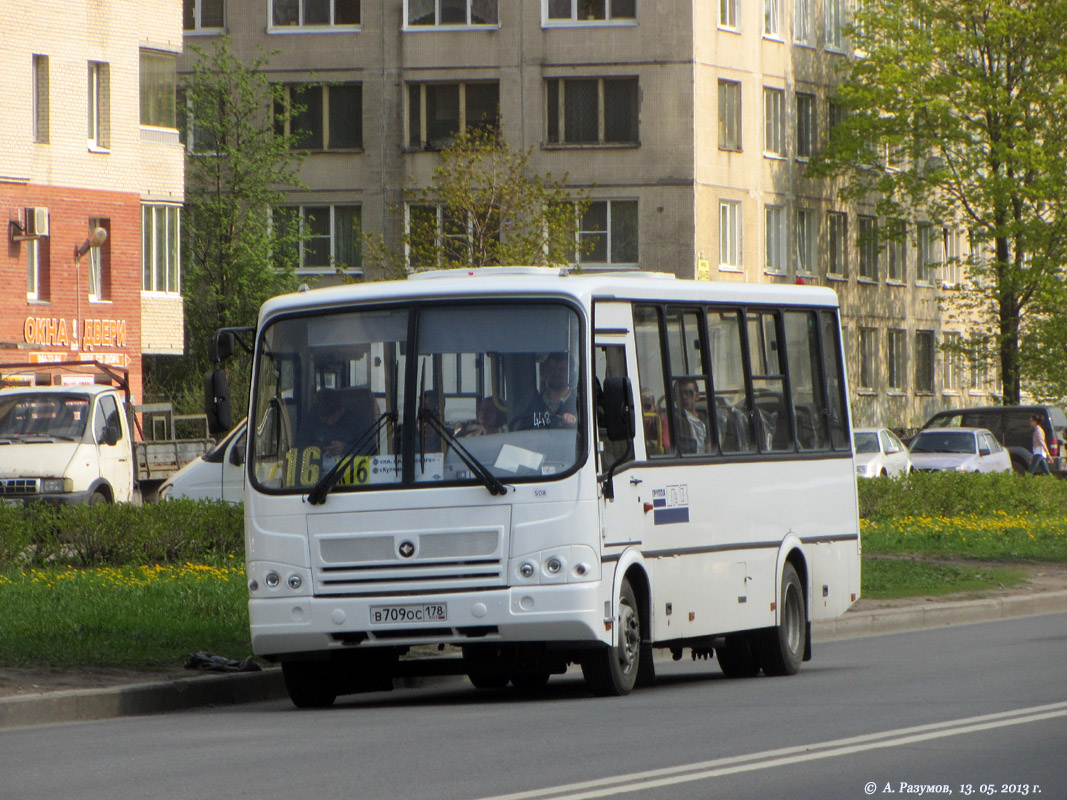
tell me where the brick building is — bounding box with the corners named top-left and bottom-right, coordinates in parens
top-left (0, 0), bottom-right (185, 400)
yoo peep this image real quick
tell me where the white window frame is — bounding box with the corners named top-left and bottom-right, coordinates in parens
top-left (280, 204), bottom-right (363, 274)
top-left (719, 200), bottom-right (743, 271)
top-left (545, 77), bottom-right (638, 146)
top-left (794, 0), bottom-right (812, 45)
top-left (916, 222), bottom-right (937, 284)
top-left (268, 0), bottom-right (361, 31)
top-left (718, 80), bottom-right (741, 152)
top-left (409, 0), bottom-right (500, 28)
top-left (763, 87), bottom-right (784, 157)
top-left (858, 215), bottom-right (877, 281)
top-left (27, 239), bottom-right (40, 301)
top-left (858, 327), bottom-right (877, 391)
top-left (887, 328), bottom-right (905, 391)
top-left (184, 0), bottom-right (225, 33)
top-left (278, 83), bottom-right (364, 152)
top-left (826, 0), bottom-right (847, 51)
top-left (571, 199), bottom-right (639, 269)
top-left (719, 0), bottom-right (739, 31)
top-left (763, 0), bottom-right (781, 39)
top-left (795, 208), bottom-right (815, 276)
top-left (942, 226), bottom-right (962, 287)
top-left (87, 218), bottom-right (108, 303)
top-left (942, 331), bottom-right (961, 392)
top-left (88, 61), bottom-right (109, 150)
top-left (142, 204), bottom-right (181, 294)
top-left (887, 219), bottom-right (906, 282)
top-left (542, 0), bottom-right (635, 26)
top-left (764, 205), bottom-right (787, 274)
top-left (827, 212), bottom-right (847, 278)
top-left (795, 92), bottom-right (814, 160)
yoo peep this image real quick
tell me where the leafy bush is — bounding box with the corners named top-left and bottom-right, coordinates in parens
top-left (857, 471), bottom-right (1067, 520)
top-left (0, 499), bottom-right (243, 569)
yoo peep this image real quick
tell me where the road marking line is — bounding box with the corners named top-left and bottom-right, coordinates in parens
top-left (477, 701), bottom-right (1067, 800)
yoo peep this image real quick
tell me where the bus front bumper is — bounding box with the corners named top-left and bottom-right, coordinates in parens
top-left (249, 582), bottom-right (609, 658)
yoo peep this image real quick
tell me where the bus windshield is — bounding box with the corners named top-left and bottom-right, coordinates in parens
top-left (249, 301), bottom-right (584, 494)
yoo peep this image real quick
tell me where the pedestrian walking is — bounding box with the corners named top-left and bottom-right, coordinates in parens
top-left (1028, 414), bottom-right (1052, 475)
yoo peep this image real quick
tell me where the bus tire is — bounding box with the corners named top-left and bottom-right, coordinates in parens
top-left (581, 577), bottom-right (641, 696)
top-left (715, 633), bottom-right (761, 678)
top-left (510, 672), bottom-right (551, 690)
top-left (760, 562), bottom-right (806, 677)
top-left (282, 661), bottom-right (338, 708)
top-left (468, 673), bottom-right (509, 690)
top-left (89, 490), bottom-right (109, 506)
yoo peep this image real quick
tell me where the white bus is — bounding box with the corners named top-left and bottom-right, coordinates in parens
top-left (212, 268), bottom-right (860, 707)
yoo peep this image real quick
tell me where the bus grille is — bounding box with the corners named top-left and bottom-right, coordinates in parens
top-left (313, 528), bottom-right (506, 595)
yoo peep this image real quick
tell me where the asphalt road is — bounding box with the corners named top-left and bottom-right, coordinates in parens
top-left (1, 613), bottom-right (1063, 800)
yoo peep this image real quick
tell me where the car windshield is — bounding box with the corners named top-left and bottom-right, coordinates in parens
top-left (249, 301), bottom-right (585, 494)
top-left (910, 431), bottom-right (977, 455)
top-left (0, 393), bottom-right (90, 440)
top-left (854, 432), bottom-right (878, 454)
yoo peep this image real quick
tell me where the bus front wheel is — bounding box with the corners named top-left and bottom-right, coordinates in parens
top-left (282, 661), bottom-right (338, 708)
top-left (760, 562), bottom-right (806, 676)
top-left (581, 577), bottom-right (641, 696)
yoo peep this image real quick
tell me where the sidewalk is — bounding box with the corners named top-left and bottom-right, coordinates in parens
top-left (3, 589), bottom-right (1065, 730)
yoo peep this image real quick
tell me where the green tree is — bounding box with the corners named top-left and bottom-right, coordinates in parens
top-left (810, 0), bottom-right (1067, 404)
top-left (363, 128), bottom-right (589, 276)
top-left (144, 37), bottom-right (303, 418)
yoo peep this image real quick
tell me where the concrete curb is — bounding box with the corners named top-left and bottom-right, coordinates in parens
top-left (3, 590), bottom-right (1065, 730)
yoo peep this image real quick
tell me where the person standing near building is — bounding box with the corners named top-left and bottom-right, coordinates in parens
top-left (1029, 414), bottom-right (1051, 475)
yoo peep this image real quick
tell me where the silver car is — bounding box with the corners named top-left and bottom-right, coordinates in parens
top-left (853, 428), bottom-right (912, 478)
top-left (907, 427), bottom-right (1013, 473)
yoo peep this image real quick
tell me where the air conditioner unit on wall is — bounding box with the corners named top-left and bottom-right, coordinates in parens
top-left (24, 207), bottom-right (49, 237)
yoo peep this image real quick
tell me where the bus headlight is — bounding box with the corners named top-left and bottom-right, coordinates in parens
top-left (287, 574), bottom-right (302, 590)
top-left (264, 571), bottom-right (280, 588)
top-left (545, 557), bottom-right (563, 575)
top-left (519, 562), bottom-right (536, 579)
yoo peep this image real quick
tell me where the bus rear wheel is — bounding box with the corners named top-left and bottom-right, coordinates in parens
top-left (715, 633), bottom-right (761, 678)
top-left (282, 661), bottom-right (338, 708)
top-left (760, 562), bottom-right (806, 676)
top-left (581, 577), bottom-right (641, 696)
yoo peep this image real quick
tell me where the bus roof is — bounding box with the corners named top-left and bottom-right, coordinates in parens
top-left (259, 269), bottom-right (840, 324)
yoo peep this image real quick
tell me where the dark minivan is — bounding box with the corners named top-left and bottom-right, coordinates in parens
top-left (920, 405), bottom-right (1067, 474)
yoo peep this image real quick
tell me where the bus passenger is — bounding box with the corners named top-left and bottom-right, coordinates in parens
top-left (673, 379), bottom-right (708, 454)
top-left (296, 389), bottom-right (374, 464)
top-left (457, 396), bottom-right (506, 437)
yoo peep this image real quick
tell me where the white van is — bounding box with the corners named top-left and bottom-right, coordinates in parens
top-left (159, 420), bottom-right (245, 503)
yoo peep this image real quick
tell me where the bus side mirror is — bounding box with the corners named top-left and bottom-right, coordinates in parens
top-left (204, 368), bottom-right (232, 436)
top-left (602, 376), bottom-right (636, 442)
top-left (211, 331), bottom-right (236, 362)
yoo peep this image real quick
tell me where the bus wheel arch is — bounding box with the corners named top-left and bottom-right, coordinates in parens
top-left (760, 558), bottom-right (807, 676)
top-left (581, 565), bottom-right (649, 696)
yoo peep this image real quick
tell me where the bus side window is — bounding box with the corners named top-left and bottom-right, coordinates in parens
top-left (595, 345), bottom-right (631, 467)
top-left (634, 305), bottom-right (677, 458)
top-left (708, 310), bottom-right (756, 454)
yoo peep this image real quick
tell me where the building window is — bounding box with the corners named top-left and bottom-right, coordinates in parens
top-left (765, 205), bottom-right (786, 274)
top-left (828, 211), bottom-right (847, 277)
top-left (183, 0), bottom-right (224, 31)
top-left (887, 219), bottom-right (906, 281)
top-left (718, 80), bottom-right (741, 151)
top-left (719, 0), bottom-right (738, 30)
top-left (140, 51), bottom-right (176, 129)
top-left (763, 88), bottom-right (784, 156)
top-left (719, 200), bottom-right (742, 270)
top-left (887, 329), bottom-right (905, 390)
top-left (858, 215), bottom-right (877, 281)
top-left (826, 0), bottom-right (846, 50)
top-left (87, 218), bottom-right (111, 302)
top-left (795, 208), bottom-right (815, 276)
top-left (545, 0), bottom-right (634, 24)
top-left (794, 0), bottom-right (812, 44)
top-left (943, 331), bottom-right (961, 392)
top-left (270, 0), bottom-right (360, 27)
top-left (276, 205), bottom-right (362, 272)
top-left (409, 0), bottom-right (498, 27)
top-left (917, 222), bottom-right (937, 283)
top-left (571, 200), bottom-right (638, 268)
top-left (408, 81), bottom-right (498, 150)
top-left (796, 92), bottom-right (814, 160)
top-left (276, 83), bottom-right (363, 151)
top-left (915, 330), bottom-right (935, 393)
top-left (858, 327), bottom-right (877, 390)
top-left (763, 0), bottom-right (781, 38)
top-left (943, 226), bottom-right (962, 286)
top-left (546, 77), bottom-right (638, 146)
top-left (407, 204), bottom-right (479, 267)
top-left (88, 61), bottom-right (110, 149)
top-left (142, 205), bottom-right (180, 293)
top-left (33, 55), bottom-right (49, 144)
top-left (27, 239), bottom-right (47, 301)
top-left (828, 99), bottom-right (846, 141)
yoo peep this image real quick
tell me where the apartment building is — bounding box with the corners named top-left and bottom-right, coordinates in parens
top-left (0, 0), bottom-right (185, 399)
top-left (182, 0), bottom-right (991, 429)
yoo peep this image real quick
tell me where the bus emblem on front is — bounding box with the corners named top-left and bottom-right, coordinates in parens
top-left (398, 541), bottom-right (416, 558)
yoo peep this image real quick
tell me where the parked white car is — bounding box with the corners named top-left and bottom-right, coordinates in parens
top-left (853, 428), bottom-right (912, 478)
top-left (159, 420), bottom-right (246, 502)
top-left (907, 427), bottom-right (1013, 473)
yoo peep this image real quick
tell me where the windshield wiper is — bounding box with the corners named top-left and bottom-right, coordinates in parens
top-left (306, 412), bottom-right (396, 505)
top-left (418, 409), bottom-right (508, 496)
